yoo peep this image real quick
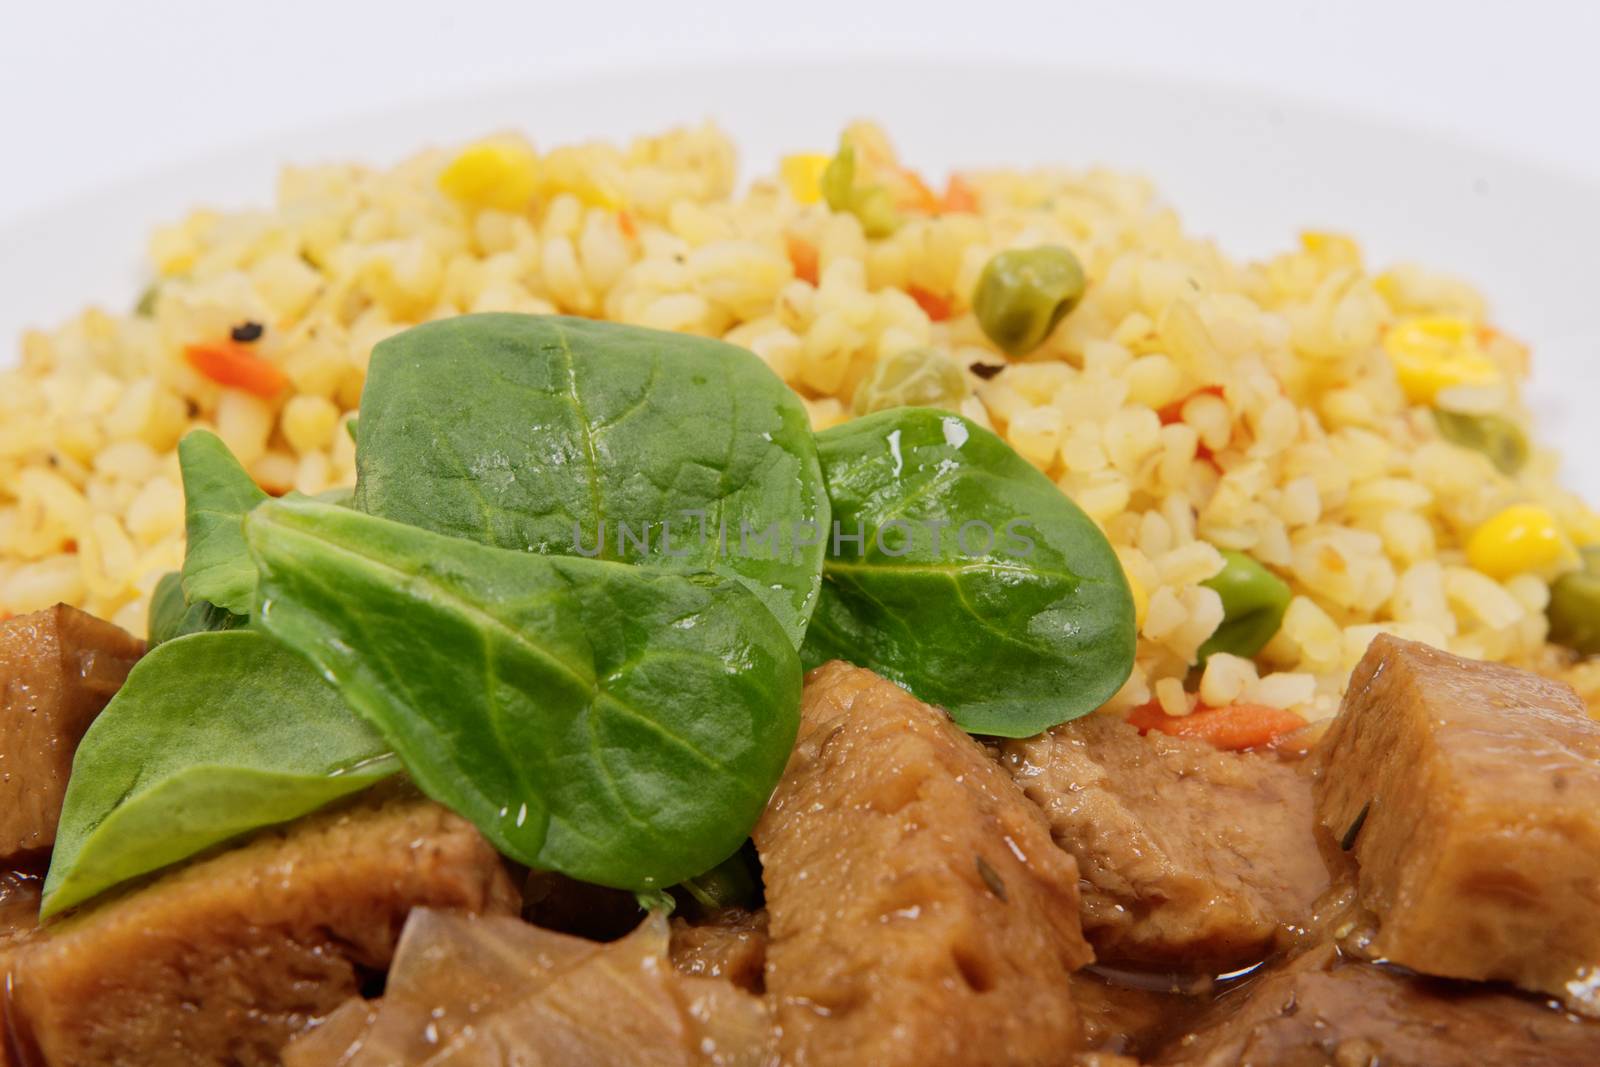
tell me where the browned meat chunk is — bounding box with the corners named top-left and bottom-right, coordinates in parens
top-left (753, 662), bottom-right (1093, 1067)
top-left (0, 867), bottom-right (44, 1067)
top-left (6, 791), bottom-right (518, 1067)
top-left (1317, 635), bottom-right (1600, 1013)
top-left (0, 605), bottom-right (143, 859)
top-left (669, 907), bottom-right (767, 993)
top-left (1154, 945), bottom-right (1600, 1066)
top-left (1003, 715), bottom-right (1332, 970)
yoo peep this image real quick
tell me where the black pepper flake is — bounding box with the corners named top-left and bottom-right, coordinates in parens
top-left (969, 362), bottom-right (1006, 380)
top-left (230, 321), bottom-right (265, 343)
top-left (975, 855), bottom-right (1008, 901)
top-left (1340, 801), bottom-right (1371, 851)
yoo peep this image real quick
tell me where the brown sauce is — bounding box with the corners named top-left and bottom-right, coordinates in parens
top-left (1072, 961), bottom-right (1264, 1060)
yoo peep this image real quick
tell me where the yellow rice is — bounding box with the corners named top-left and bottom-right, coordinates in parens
top-left (3, 120), bottom-right (1597, 721)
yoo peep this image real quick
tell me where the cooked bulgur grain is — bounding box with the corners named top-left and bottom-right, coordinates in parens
top-left (4, 121), bottom-right (1597, 719)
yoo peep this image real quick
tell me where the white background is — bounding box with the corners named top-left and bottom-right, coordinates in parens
top-left (4, 0), bottom-right (1598, 497)
top-left (4, 0), bottom-right (1599, 220)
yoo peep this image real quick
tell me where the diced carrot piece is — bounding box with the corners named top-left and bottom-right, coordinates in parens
top-left (1128, 699), bottom-right (1307, 752)
top-left (897, 168), bottom-right (942, 214)
top-left (617, 210), bottom-right (637, 241)
top-left (908, 285), bottom-right (952, 322)
top-left (1476, 323), bottom-right (1524, 348)
top-left (184, 342), bottom-right (288, 398)
top-left (786, 234), bottom-right (819, 286)
top-left (942, 174), bottom-right (979, 214)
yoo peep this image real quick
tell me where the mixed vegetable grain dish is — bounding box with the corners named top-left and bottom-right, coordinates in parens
top-left (1, 123), bottom-right (1599, 1065)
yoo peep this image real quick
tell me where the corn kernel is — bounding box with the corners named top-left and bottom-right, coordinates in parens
top-left (439, 140), bottom-right (540, 212)
top-left (780, 153), bottom-right (831, 204)
top-left (1383, 316), bottom-right (1501, 405)
top-left (1467, 504), bottom-right (1578, 580)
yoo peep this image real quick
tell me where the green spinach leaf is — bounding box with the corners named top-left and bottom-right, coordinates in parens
top-left (246, 496), bottom-right (801, 890)
top-left (179, 429), bottom-right (268, 616)
top-left (352, 314), bottom-right (828, 647)
top-left (146, 571), bottom-right (246, 647)
top-left (311, 484), bottom-right (356, 507)
top-left (802, 408), bottom-right (1135, 737)
top-left (42, 630), bottom-right (397, 917)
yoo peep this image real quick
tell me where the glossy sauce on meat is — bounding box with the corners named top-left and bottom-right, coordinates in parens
top-left (1155, 944), bottom-right (1600, 1066)
top-left (4, 600), bottom-right (1600, 1064)
top-left (669, 907), bottom-right (767, 994)
top-left (1003, 715), bottom-right (1336, 971)
top-left (3, 791), bottom-right (517, 1067)
top-left (754, 662), bottom-right (1093, 1066)
top-left (0, 868), bottom-right (42, 949)
top-left (0, 606), bottom-right (143, 861)
top-left (1317, 635), bottom-right (1600, 1014)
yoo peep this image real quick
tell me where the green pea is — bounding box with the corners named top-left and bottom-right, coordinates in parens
top-left (1548, 547), bottom-right (1600, 656)
top-left (853, 347), bottom-right (969, 416)
top-left (851, 185), bottom-right (901, 240)
top-left (1198, 549), bottom-right (1292, 661)
top-left (1434, 409), bottom-right (1529, 475)
top-left (820, 140), bottom-right (901, 239)
top-left (972, 246), bottom-right (1086, 356)
top-left (819, 140), bottom-right (857, 213)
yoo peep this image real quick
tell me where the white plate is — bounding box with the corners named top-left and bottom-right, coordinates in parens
top-left (5, 60), bottom-right (1597, 498)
